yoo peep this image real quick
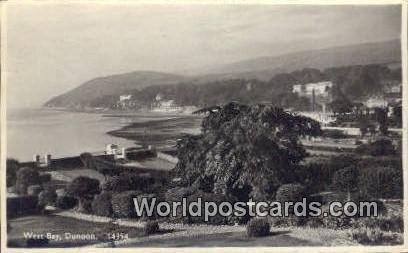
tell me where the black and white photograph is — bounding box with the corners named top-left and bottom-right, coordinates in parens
top-left (1, 1), bottom-right (406, 250)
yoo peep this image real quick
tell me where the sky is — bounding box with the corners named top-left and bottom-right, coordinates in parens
top-left (5, 3), bottom-right (401, 108)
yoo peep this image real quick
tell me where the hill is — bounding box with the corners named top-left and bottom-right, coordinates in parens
top-left (190, 39), bottom-right (400, 81)
top-left (45, 39), bottom-right (401, 109)
top-left (44, 71), bottom-right (188, 108)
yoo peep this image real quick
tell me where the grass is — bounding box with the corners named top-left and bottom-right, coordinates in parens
top-left (123, 231), bottom-right (319, 247)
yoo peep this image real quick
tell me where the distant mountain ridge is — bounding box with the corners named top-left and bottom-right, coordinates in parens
top-left (45, 39), bottom-right (401, 108)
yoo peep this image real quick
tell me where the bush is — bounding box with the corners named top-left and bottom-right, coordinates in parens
top-left (102, 176), bottom-right (133, 193)
top-left (331, 166), bottom-right (359, 196)
top-left (349, 227), bottom-right (402, 245)
top-left (27, 185), bottom-right (43, 196)
top-left (187, 191), bottom-right (233, 225)
top-left (275, 183), bottom-right (306, 203)
top-left (102, 173), bottom-right (156, 193)
top-left (134, 193), bottom-right (160, 220)
top-left (111, 191), bottom-right (141, 218)
top-left (165, 187), bottom-right (194, 202)
top-left (353, 215), bottom-right (403, 233)
top-left (78, 197), bottom-right (93, 214)
top-left (55, 195), bottom-right (77, 210)
top-left (39, 174), bottom-right (52, 184)
top-left (321, 214), bottom-right (352, 229)
top-left (7, 196), bottom-right (39, 218)
top-left (268, 215), bottom-right (307, 227)
top-left (66, 176), bottom-right (100, 198)
top-left (92, 191), bottom-right (113, 217)
top-left (38, 188), bottom-right (58, 208)
top-left (355, 139), bottom-right (396, 156)
top-left (359, 167), bottom-right (402, 199)
top-left (143, 220), bottom-right (159, 235)
top-left (15, 167), bottom-right (41, 195)
top-left (246, 218), bottom-right (270, 237)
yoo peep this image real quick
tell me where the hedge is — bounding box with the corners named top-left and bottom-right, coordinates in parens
top-left (7, 196), bottom-right (39, 218)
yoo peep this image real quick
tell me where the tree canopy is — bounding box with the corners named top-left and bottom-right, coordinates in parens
top-left (173, 102), bottom-right (321, 200)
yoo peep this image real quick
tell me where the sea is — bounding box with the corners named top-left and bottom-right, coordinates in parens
top-left (6, 108), bottom-right (177, 161)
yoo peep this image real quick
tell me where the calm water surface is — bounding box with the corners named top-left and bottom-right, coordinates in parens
top-left (7, 108), bottom-right (173, 161)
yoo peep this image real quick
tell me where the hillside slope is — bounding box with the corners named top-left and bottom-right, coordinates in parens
top-left (191, 39), bottom-right (400, 81)
top-left (45, 71), bottom-right (188, 108)
top-left (45, 39), bottom-right (401, 108)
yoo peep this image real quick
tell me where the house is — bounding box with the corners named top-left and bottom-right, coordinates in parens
top-left (364, 97), bottom-right (388, 108)
top-left (119, 94), bottom-right (132, 101)
top-left (292, 81), bottom-right (333, 97)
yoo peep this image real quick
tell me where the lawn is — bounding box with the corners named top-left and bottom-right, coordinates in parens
top-left (8, 215), bottom-right (145, 247)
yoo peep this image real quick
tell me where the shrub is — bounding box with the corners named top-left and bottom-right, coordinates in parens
top-left (111, 191), bottom-right (141, 218)
top-left (78, 197), bottom-right (93, 214)
top-left (143, 220), bottom-right (159, 235)
top-left (275, 183), bottom-right (306, 203)
top-left (191, 176), bottom-right (214, 193)
top-left (39, 174), bottom-right (52, 184)
top-left (66, 176), bottom-right (100, 211)
top-left (349, 227), bottom-right (402, 245)
top-left (268, 215), bottom-right (307, 227)
top-left (38, 188), bottom-right (58, 208)
top-left (321, 214), bottom-right (352, 229)
top-left (15, 167), bottom-right (41, 195)
top-left (92, 191), bottom-right (113, 217)
top-left (102, 173), bottom-right (155, 193)
top-left (134, 193), bottom-right (159, 220)
top-left (27, 185), bottom-right (43, 196)
top-left (331, 166), bottom-right (359, 197)
top-left (66, 176), bottom-right (100, 198)
top-left (355, 139), bottom-right (396, 156)
top-left (186, 191), bottom-right (232, 225)
top-left (7, 196), bottom-right (38, 218)
top-left (359, 167), bottom-right (402, 199)
top-left (164, 187), bottom-right (194, 202)
top-left (55, 195), bottom-right (77, 210)
top-left (353, 215), bottom-right (403, 233)
top-left (246, 218), bottom-right (270, 237)
top-left (102, 176), bottom-right (133, 193)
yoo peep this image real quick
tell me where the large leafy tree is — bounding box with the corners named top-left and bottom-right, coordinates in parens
top-left (174, 102), bottom-right (321, 200)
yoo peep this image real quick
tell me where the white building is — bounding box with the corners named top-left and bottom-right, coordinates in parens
top-left (296, 111), bottom-right (336, 126)
top-left (119, 94), bottom-right (132, 101)
top-left (364, 97), bottom-right (388, 108)
top-left (292, 81), bottom-right (333, 97)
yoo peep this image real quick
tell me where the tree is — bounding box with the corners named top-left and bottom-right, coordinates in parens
top-left (15, 167), bottom-right (41, 195)
top-left (374, 107), bottom-right (389, 136)
top-left (6, 158), bottom-right (20, 187)
top-left (329, 98), bottom-right (353, 115)
top-left (174, 102), bottom-right (321, 200)
top-left (66, 176), bottom-right (100, 211)
top-left (392, 105), bottom-right (402, 128)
